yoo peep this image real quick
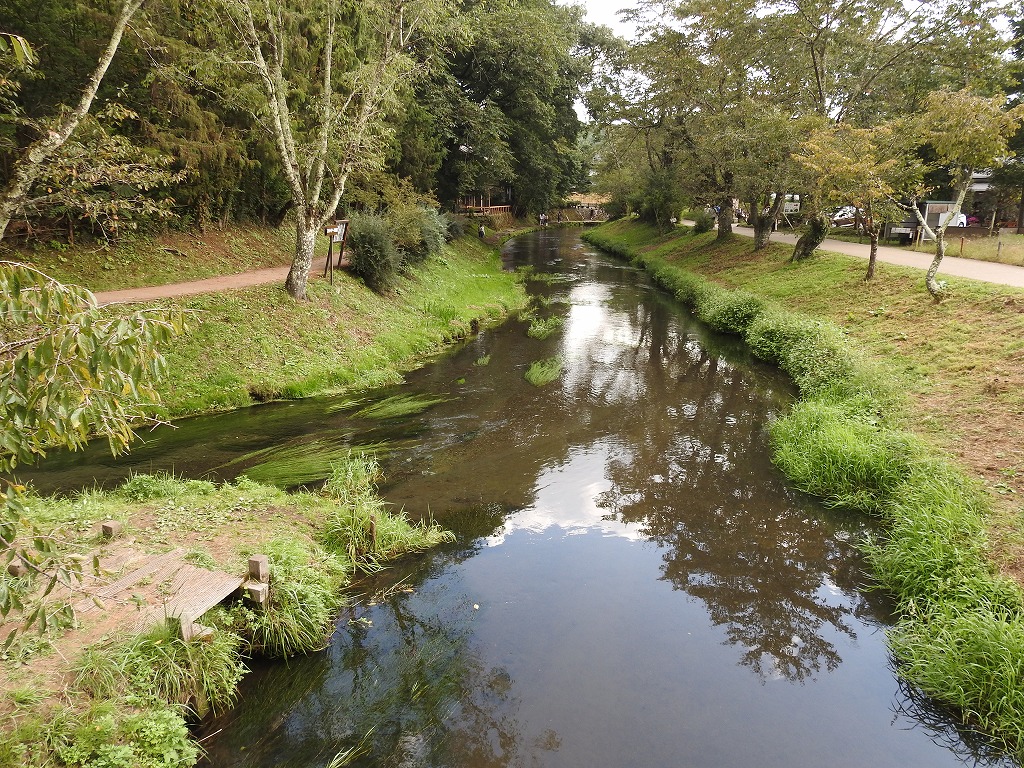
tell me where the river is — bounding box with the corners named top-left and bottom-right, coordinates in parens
top-left (24, 228), bottom-right (1012, 767)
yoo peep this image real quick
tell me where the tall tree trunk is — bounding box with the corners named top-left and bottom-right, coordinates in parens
top-left (0, 0), bottom-right (145, 241)
top-left (286, 212), bottom-right (317, 301)
top-left (749, 191), bottom-right (784, 251)
top-left (865, 229), bottom-right (879, 280)
top-left (791, 214), bottom-right (829, 261)
top-left (925, 232), bottom-right (948, 301)
top-left (715, 198), bottom-right (734, 241)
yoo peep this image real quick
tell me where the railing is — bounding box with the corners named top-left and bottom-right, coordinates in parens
top-left (461, 205), bottom-right (512, 215)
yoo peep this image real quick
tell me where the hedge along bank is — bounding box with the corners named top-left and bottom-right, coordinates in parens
top-left (582, 224), bottom-right (1024, 759)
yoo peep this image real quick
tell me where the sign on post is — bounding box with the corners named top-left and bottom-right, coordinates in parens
top-left (323, 219), bottom-right (351, 283)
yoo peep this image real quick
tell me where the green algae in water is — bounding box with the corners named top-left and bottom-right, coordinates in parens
top-left (353, 394), bottom-right (453, 420)
top-left (525, 356), bottom-right (563, 387)
top-left (222, 439), bottom-right (385, 488)
top-left (327, 393), bottom-right (452, 420)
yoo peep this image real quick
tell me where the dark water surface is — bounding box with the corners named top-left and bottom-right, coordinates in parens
top-left (26, 229), bottom-right (1008, 767)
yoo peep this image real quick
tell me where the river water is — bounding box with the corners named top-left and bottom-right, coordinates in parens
top-left (24, 229), bottom-right (1011, 767)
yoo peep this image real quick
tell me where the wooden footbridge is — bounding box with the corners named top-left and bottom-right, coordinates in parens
top-left (70, 536), bottom-right (270, 641)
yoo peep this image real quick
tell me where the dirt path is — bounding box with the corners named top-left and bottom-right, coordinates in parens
top-left (95, 265), bottom-right (301, 305)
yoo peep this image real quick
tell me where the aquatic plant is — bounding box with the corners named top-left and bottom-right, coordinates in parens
top-left (352, 393), bottom-right (451, 420)
top-left (527, 316), bottom-right (564, 339)
top-left (524, 356), bottom-right (563, 387)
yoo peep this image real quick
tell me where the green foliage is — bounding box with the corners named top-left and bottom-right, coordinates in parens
top-left (770, 400), bottom-right (917, 512)
top-left (218, 538), bottom-right (348, 657)
top-left (53, 704), bottom-right (197, 768)
top-left (524, 356), bottom-right (563, 386)
top-left (72, 622), bottom-right (245, 716)
top-left (697, 289), bottom-right (766, 335)
top-left (527, 315), bottom-right (564, 339)
top-left (744, 310), bottom-right (856, 397)
top-left (0, 264), bottom-right (185, 471)
top-left (347, 213), bottom-right (403, 293)
top-left (690, 209), bottom-right (715, 234)
top-left (320, 455), bottom-right (454, 571)
top-left (116, 473), bottom-right (215, 503)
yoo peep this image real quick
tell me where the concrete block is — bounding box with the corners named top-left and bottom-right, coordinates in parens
top-left (244, 580), bottom-right (270, 606)
top-left (101, 520), bottom-right (124, 539)
top-left (248, 554), bottom-right (270, 583)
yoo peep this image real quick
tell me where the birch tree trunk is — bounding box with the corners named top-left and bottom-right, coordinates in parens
top-left (0, 0), bottom-right (146, 241)
top-left (223, 0), bottom-right (422, 300)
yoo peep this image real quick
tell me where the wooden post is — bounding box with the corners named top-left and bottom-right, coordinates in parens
top-left (323, 226), bottom-right (336, 282)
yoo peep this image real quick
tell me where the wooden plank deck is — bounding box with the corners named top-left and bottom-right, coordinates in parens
top-left (72, 548), bottom-right (245, 633)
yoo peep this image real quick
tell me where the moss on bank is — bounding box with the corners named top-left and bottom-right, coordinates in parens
top-left (1, 457), bottom-right (451, 767)
top-left (583, 222), bottom-right (1024, 759)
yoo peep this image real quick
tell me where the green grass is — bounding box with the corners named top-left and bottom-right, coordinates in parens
top-left (152, 236), bottom-right (527, 417)
top-left (583, 221), bottom-right (1024, 760)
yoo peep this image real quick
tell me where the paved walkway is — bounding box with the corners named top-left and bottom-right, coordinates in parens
top-left (732, 225), bottom-right (1024, 289)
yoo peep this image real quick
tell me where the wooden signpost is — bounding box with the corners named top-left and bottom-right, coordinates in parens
top-left (323, 219), bottom-right (351, 284)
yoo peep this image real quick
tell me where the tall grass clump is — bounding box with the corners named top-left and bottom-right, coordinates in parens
top-left (524, 356), bottom-right (563, 387)
top-left (770, 400), bottom-right (918, 513)
top-left (584, 220), bottom-right (1024, 759)
top-left (72, 622), bottom-right (245, 717)
top-left (320, 454), bottom-right (454, 572)
top-left (219, 537), bottom-right (348, 657)
top-left (527, 315), bottom-right (564, 339)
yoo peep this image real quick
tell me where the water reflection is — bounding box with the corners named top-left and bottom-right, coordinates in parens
top-left (26, 228), bottom-right (1014, 767)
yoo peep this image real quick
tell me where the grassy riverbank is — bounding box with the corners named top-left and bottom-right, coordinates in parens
top-left (583, 220), bottom-right (1024, 759)
top-left (153, 235), bottom-right (527, 416)
top-left (1, 223), bottom-right (529, 766)
top-left (1, 457), bottom-right (451, 767)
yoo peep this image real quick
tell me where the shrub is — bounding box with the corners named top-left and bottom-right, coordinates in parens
top-left (347, 213), bottom-right (402, 292)
top-left (698, 290), bottom-right (766, 335)
top-left (690, 209), bottom-right (715, 234)
top-left (53, 703), bottom-right (198, 768)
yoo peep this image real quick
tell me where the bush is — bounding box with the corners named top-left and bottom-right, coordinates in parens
top-left (698, 290), bottom-right (766, 334)
top-left (690, 209), bottom-right (715, 234)
top-left (347, 213), bottom-right (402, 292)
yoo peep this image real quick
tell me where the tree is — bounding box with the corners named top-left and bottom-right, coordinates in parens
top-left (206, 0), bottom-right (450, 301)
top-left (905, 88), bottom-right (1024, 300)
top-left (0, 263), bottom-right (184, 638)
top-left (0, 0), bottom-right (147, 240)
